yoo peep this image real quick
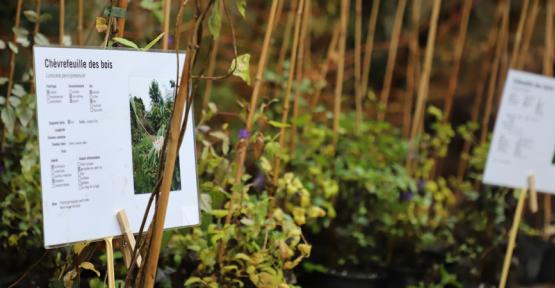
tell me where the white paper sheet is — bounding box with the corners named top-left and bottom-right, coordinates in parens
top-left (34, 46), bottom-right (199, 247)
top-left (483, 69), bottom-right (555, 193)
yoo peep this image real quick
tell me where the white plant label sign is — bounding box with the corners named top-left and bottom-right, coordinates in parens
top-left (34, 46), bottom-right (199, 247)
top-left (484, 69), bottom-right (555, 193)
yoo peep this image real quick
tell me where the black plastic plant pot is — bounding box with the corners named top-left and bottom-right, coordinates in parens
top-left (297, 270), bottom-right (385, 288)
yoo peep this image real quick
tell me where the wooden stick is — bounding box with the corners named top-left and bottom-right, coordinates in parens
top-left (361, 0), bottom-right (381, 109)
top-left (354, 0), bottom-right (363, 132)
top-left (481, 0), bottom-right (510, 144)
top-left (116, 0), bottom-right (129, 37)
top-left (543, 0), bottom-right (553, 239)
top-left (499, 186), bottom-right (528, 288)
top-left (202, 39), bottom-right (220, 110)
top-left (219, 0), bottom-right (281, 264)
top-left (332, 0), bottom-right (350, 151)
top-left (443, 0), bottom-right (473, 121)
top-left (309, 24), bottom-right (339, 111)
top-left (407, 0), bottom-right (442, 168)
top-left (289, 0), bottom-right (309, 153)
top-left (162, 0), bottom-right (172, 50)
top-left (509, 0), bottom-right (530, 68)
top-left (273, 0), bottom-right (304, 184)
top-left (77, 0), bottom-right (83, 45)
top-left (529, 174), bottom-right (538, 213)
top-left (275, 0), bottom-right (296, 84)
top-left (516, 0), bottom-right (539, 69)
top-left (59, 0), bottom-right (65, 45)
top-left (377, 0), bottom-right (407, 122)
top-left (117, 210), bottom-right (142, 269)
top-left (104, 237), bottom-right (115, 288)
top-left (403, 0), bottom-right (420, 138)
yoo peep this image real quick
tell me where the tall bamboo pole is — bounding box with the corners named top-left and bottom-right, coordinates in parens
top-left (404, 0), bottom-right (421, 138)
top-left (309, 25), bottom-right (339, 111)
top-left (443, 0), bottom-right (473, 121)
top-left (354, 0), bottom-right (363, 132)
top-left (543, 0), bottom-right (553, 240)
top-left (361, 0), bottom-right (381, 108)
top-left (481, 0), bottom-right (510, 144)
top-left (332, 0), bottom-right (350, 151)
top-left (517, 0), bottom-right (540, 69)
top-left (273, 0), bottom-right (305, 184)
top-left (77, 0), bottom-right (83, 45)
top-left (377, 0), bottom-right (407, 122)
top-left (289, 0), bottom-right (309, 153)
top-left (510, 0), bottom-right (530, 68)
top-left (59, 0), bottom-right (65, 44)
top-left (218, 0), bottom-right (282, 263)
top-left (162, 0), bottom-right (172, 50)
top-left (409, 0), bottom-right (442, 143)
top-left (116, 0), bottom-right (129, 37)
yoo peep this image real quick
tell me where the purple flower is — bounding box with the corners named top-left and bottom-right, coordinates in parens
top-left (417, 180), bottom-right (426, 192)
top-left (168, 35), bottom-right (174, 45)
top-left (238, 128), bottom-right (250, 140)
top-left (399, 191), bottom-right (413, 202)
top-left (252, 172), bottom-right (266, 191)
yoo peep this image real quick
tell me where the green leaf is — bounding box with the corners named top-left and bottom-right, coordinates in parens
top-left (112, 37), bottom-right (139, 49)
top-left (230, 54), bottom-right (251, 85)
top-left (12, 27), bottom-right (29, 37)
top-left (142, 32), bottom-right (165, 51)
top-left (236, 0), bottom-right (247, 18)
top-left (185, 277), bottom-right (205, 286)
top-left (34, 33), bottom-right (50, 46)
top-left (1, 106), bottom-right (16, 133)
top-left (24, 10), bottom-right (38, 22)
top-left (0, 40), bottom-right (5, 50)
top-left (268, 120), bottom-right (290, 128)
top-left (0, 77), bottom-right (7, 85)
top-left (8, 42), bottom-right (18, 54)
top-left (208, 209), bottom-right (228, 218)
top-left (79, 262), bottom-right (100, 277)
top-left (208, 0), bottom-right (222, 39)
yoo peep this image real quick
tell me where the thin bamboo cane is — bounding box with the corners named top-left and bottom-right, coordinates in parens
top-left (78, 0), bottom-right (83, 45)
top-left (517, 0), bottom-right (539, 69)
top-left (408, 0), bottom-right (442, 161)
top-left (202, 39), bottom-right (220, 110)
top-left (289, 0), bottom-right (309, 153)
top-left (510, 0), bottom-right (530, 68)
top-left (443, 0), bottom-right (473, 121)
top-left (309, 25), bottom-right (339, 111)
top-left (273, 0), bottom-right (305, 184)
top-left (276, 0), bottom-right (296, 80)
top-left (403, 0), bottom-right (421, 138)
top-left (1, 0), bottom-right (24, 151)
top-left (116, 0), bottom-right (129, 37)
top-left (354, 0), bottom-right (362, 132)
top-left (377, 0), bottom-right (407, 122)
top-left (332, 0), bottom-right (350, 151)
top-left (543, 0), bottom-right (553, 241)
top-left (162, 0), bottom-right (172, 50)
top-left (361, 0), bottom-right (381, 108)
top-left (480, 0), bottom-right (510, 144)
top-left (59, 0), bottom-right (65, 44)
top-left (218, 0), bottom-right (282, 264)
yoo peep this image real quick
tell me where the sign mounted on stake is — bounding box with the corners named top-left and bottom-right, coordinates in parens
top-left (484, 69), bottom-right (555, 193)
top-left (34, 46), bottom-right (200, 248)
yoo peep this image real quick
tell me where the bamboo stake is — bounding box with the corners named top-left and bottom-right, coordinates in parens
top-left (377, 0), bottom-right (407, 122)
top-left (543, 0), bottom-right (553, 240)
top-left (354, 0), bottom-right (363, 132)
top-left (59, 0), bottom-right (65, 44)
top-left (481, 0), bottom-right (510, 144)
top-left (309, 25), bottom-right (339, 111)
top-left (408, 0), bottom-right (442, 154)
top-left (275, 0), bottom-right (296, 82)
top-left (517, 0), bottom-right (539, 69)
top-left (509, 0), bottom-right (530, 68)
top-left (443, 0), bottom-right (473, 121)
top-left (404, 0), bottom-right (421, 138)
top-left (289, 0), bottom-right (309, 153)
top-left (116, 0), bottom-right (129, 37)
top-left (162, 0), bottom-right (172, 50)
top-left (218, 0), bottom-right (281, 264)
top-left (332, 0), bottom-right (350, 151)
top-left (77, 0), bottom-right (83, 45)
top-left (499, 187), bottom-right (528, 288)
top-left (273, 0), bottom-right (305, 184)
top-left (361, 0), bottom-right (381, 108)
top-left (202, 39), bottom-right (220, 110)
top-left (1, 0), bottom-right (24, 151)
top-left (105, 237), bottom-right (115, 288)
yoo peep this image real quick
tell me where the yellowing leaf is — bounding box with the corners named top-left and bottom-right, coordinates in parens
top-left (112, 37), bottom-right (139, 49)
top-left (208, 0), bottom-right (221, 39)
top-left (298, 243), bottom-right (312, 257)
top-left (79, 261), bottom-right (100, 277)
top-left (230, 54), bottom-right (251, 85)
top-left (208, 209), bottom-right (228, 218)
top-left (95, 17), bottom-right (108, 33)
top-left (72, 241), bottom-right (89, 255)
